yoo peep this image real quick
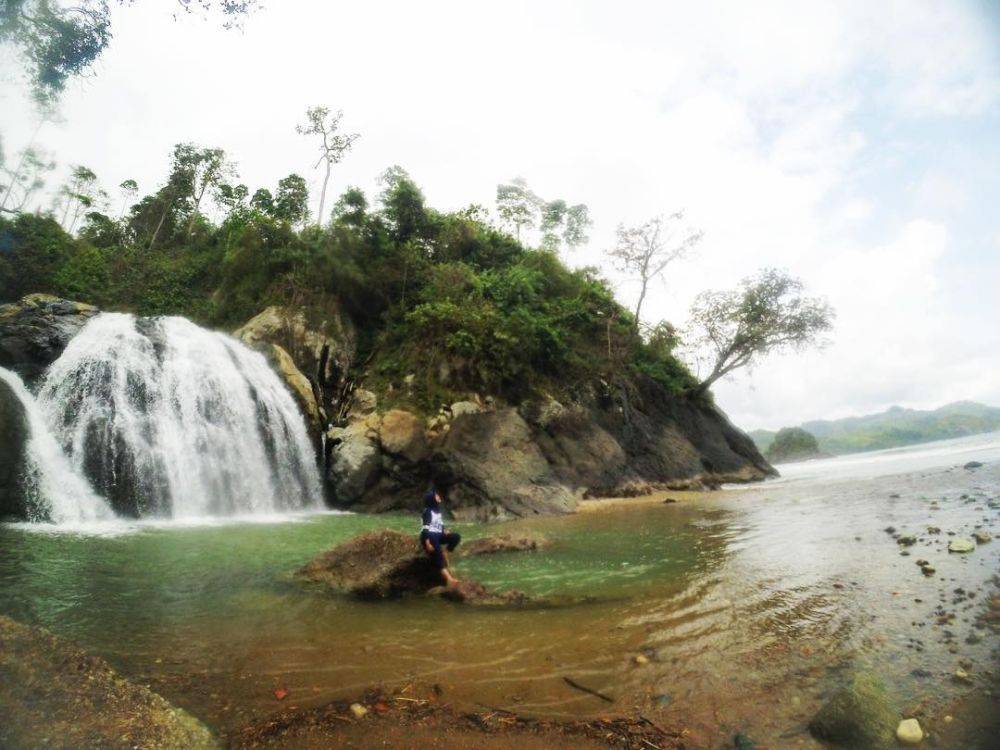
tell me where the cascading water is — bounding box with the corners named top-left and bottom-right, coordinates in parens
top-left (0, 368), bottom-right (114, 523)
top-left (36, 313), bottom-right (325, 519)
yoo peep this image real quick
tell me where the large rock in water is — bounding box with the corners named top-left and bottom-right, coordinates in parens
top-left (0, 615), bottom-right (217, 749)
top-left (808, 672), bottom-right (898, 749)
top-left (0, 294), bottom-right (99, 384)
top-left (296, 530), bottom-right (530, 605)
top-left (436, 407), bottom-right (578, 520)
top-left (0, 377), bottom-right (29, 520)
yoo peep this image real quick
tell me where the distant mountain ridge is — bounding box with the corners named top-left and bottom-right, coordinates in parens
top-left (750, 401), bottom-right (1000, 456)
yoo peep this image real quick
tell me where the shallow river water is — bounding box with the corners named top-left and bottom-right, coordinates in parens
top-left (1, 433), bottom-right (998, 747)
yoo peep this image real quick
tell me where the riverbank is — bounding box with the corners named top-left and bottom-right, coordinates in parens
top-left (0, 615), bottom-right (215, 749)
top-left (230, 682), bottom-right (685, 749)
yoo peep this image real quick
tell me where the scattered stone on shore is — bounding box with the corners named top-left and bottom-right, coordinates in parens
top-left (896, 718), bottom-right (923, 745)
top-left (633, 654), bottom-right (649, 666)
top-left (972, 531), bottom-right (991, 544)
top-left (0, 615), bottom-right (217, 749)
top-left (897, 535), bottom-right (917, 547)
top-left (460, 533), bottom-right (550, 556)
top-left (296, 530), bottom-right (532, 605)
top-left (948, 539), bottom-right (975, 553)
top-left (963, 461), bottom-right (983, 470)
top-left (807, 672), bottom-right (898, 750)
top-left (349, 703), bottom-right (368, 719)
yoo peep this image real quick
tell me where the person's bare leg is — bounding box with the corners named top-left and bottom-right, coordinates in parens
top-left (441, 567), bottom-right (459, 586)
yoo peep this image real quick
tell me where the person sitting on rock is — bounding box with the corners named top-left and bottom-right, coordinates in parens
top-left (420, 488), bottom-right (461, 586)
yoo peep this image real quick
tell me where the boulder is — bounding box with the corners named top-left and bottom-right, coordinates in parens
top-left (296, 530), bottom-right (529, 604)
top-left (808, 672), bottom-right (897, 749)
top-left (378, 409), bottom-right (429, 462)
top-left (972, 531), bottom-right (992, 544)
top-left (449, 400), bottom-right (482, 419)
top-left (234, 302), bottom-right (356, 411)
top-left (0, 294), bottom-right (99, 384)
top-left (436, 407), bottom-right (578, 520)
top-left (0, 615), bottom-right (217, 749)
top-left (461, 534), bottom-right (550, 556)
top-left (348, 388), bottom-right (377, 418)
top-left (0, 376), bottom-right (29, 520)
top-left (896, 718), bottom-right (923, 745)
top-left (326, 423), bottom-right (380, 504)
top-left (262, 343), bottom-right (322, 433)
top-left (963, 461), bottom-right (983, 469)
top-left (297, 530), bottom-right (441, 598)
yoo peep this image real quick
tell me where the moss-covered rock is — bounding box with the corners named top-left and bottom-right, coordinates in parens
top-left (808, 672), bottom-right (897, 749)
top-left (0, 615), bottom-right (217, 749)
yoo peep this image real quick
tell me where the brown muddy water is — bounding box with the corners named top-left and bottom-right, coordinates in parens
top-left (1, 432), bottom-right (998, 747)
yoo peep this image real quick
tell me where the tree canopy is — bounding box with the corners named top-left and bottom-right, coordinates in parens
top-left (686, 268), bottom-right (834, 394)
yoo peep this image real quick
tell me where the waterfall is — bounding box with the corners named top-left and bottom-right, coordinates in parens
top-left (36, 313), bottom-right (325, 519)
top-left (0, 368), bottom-right (114, 523)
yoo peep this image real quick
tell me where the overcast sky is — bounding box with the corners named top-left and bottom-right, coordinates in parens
top-left (2, 0), bottom-right (998, 430)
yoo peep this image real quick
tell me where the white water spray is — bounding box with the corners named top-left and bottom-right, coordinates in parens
top-left (0, 367), bottom-right (113, 523)
top-left (36, 313), bottom-right (324, 518)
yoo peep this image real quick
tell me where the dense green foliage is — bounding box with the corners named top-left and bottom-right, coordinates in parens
top-left (765, 427), bottom-right (820, 463)
top-left (752, 401), bottom-right (1000, 456)
top-left (0, 161), bottom-right (698, 411)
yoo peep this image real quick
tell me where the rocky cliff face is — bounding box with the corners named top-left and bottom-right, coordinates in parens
top-left (328, 379), bottom-right (775, 521)
top-left (0, 295), bottom-right (776, 522)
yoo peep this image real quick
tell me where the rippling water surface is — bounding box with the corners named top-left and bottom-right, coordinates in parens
top-left (1, 432), bottom-right (998, 746)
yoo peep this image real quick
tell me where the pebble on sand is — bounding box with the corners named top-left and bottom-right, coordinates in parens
top-left (350, 703), bottom-right (368, 719)
top-left (633, 654), bottom-right (649, 666)
top-left (948, 539), bottom-right (975, 553)
top-left (896, 718), bottom-right (923, 745)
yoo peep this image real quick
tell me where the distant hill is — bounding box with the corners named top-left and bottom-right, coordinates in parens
top-left (751, 401), bottom-right (1000, 457)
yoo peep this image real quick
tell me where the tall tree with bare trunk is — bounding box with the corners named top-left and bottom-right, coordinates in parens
top-left (607, 211), bottom-right (703, 327)
top-left (297, 107), bottom-right (359, 227)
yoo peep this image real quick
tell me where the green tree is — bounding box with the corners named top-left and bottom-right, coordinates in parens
top-left (766, 427), bottom-right (819, 462)
top-left (272, 173), bottom-right (308, 225)
top-left (686, 268), bottom-right (834, 395)
top-left (54, 164), bottom-right (99, 232)
top-left (0, 0), bottom-right (258, 104)
top-left (117, 178), bottom-right (138, 219)
top-left (379, 166), bottom-right (430, 244)
top-left (296, 106), bottom-right (359, 227)
top-left (495, 177), bottom-right (540, 241)
top-left (184, 146), bottom-right (233, 235)
top-left (0, 144), bottom-right (55, 213)
top-left (332, 186), bottom-right (367, 228)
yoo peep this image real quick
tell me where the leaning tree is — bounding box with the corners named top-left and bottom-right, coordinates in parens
top-left (685, 268), bottom-right (834, 395)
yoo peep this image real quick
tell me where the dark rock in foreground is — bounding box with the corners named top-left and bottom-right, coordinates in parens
top-left (296, 530), bottom-right (531, 605)
top-left (808, 672), bottom-right (898, 749)
top-left (0, 294), bottom-right (99, 384)
top-left (0, 615), bottom-right (217, 750)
